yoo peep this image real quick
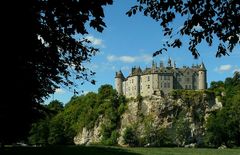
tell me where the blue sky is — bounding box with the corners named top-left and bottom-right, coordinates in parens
top-left (44, 0), bottom-right (240, 104)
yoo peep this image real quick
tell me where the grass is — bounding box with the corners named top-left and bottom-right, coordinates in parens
top-left (1, 146), bottom-right (240, 155)
top-left (127, 147), bottom-right (240, 155)
top-left (0, 145), bottom-right (137, 155)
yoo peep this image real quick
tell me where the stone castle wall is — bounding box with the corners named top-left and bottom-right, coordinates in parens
top-left (115, 60), bottom-right (207, 98)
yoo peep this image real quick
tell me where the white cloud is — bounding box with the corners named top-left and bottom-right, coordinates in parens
top-left (87, 61), bottom-right (116, 72)
top-left (107, 54), bottom-right (153, 63)
top-left (55, 88), bottom-right (65, 94)
top-left (119, 56), bottom-right (136, 63)
top-left (233, 66), bottom-right (240, 73)
top-left (107, 55), bottom-right (136, 63)
top-left (219, 65), bottom-right (232, 71)
top-left (215, 64), bottom-right (232, 73)
top-left (86, 35), bottom-right (105, 47)
top-left (233, 68), bottom-right (240, 73)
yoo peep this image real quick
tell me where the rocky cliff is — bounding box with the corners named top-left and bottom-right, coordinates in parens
top-left (74, 90), bottom-right (221, 146)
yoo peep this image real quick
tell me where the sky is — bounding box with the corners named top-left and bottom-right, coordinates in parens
top-left (44, 0), bottom-right (240, 104)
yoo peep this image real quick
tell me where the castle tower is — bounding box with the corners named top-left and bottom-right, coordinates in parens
top-left (134, 67), bottom-right (142, 96)
top-left (115, 70), bottom-right (124, 95)
top-left (198, 62), bottom-right (207, 89)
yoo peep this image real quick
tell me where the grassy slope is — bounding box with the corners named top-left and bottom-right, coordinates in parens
top-left (1, 146), bottom-right (240, 155)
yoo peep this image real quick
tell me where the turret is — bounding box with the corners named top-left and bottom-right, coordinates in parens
top-left (198, 62), bottom-right (207, 89)
top-left (168, 57), bottom-right (172, 67)
top-left (173, 61), bottom-right (176, 68)
top-left (152, 60), bottom-right (157, 69)
top-left (160, 60), bottom-right (164, 68)
top-left (115, 70), bottom-right (124, 95)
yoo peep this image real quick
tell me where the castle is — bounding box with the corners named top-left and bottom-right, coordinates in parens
top-left (115, 58), bottom-right (207, 98)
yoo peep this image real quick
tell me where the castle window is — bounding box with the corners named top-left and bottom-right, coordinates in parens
top-left (168, 83), bottom-right (170, 88)
top-left (132, 79), bottom-right (134, 83)
top-left (148, 76), bottom-right (150, 81)
top-left (164, 83), bottom-right (166, 88)
top-left (160, 76), bottom-right (162, 80)
top-left (186, 78), bottom-right (190, 82)
top-left (164, 76), bottom-right (166, 80)
top-left (189, 85), bottom-right (191, 89)
top-left (185, 85), bottom-right (188, 89)
top-left (161, 83), bottom-right (162, 88)
top-left (147, 85), bottom-right (150, 89)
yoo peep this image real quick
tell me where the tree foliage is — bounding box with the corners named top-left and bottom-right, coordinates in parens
top-left (47, 100), bottom-right (64, 113)
top-left (205, 71), bottom-right (240, 147)
top-left (127, 0), bottom-right (239, 58)
top-left (2, 0), bottom-right (113, 144)
top-left (28, 84), bottom-right (127, 145)
top-left (27, 0), bottom-right (113, 102)
top-left (123, 126), bottom-right (139, 147)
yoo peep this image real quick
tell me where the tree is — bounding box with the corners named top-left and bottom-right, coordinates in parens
top-left (205, 72), bottom-right (240, 147)
top-left (47, 100), bottom-right (64, 113)
top-left (48, 116), bottom-right (66, 145)
top-left (127, 0), bottom-right (239, 58)
top-left (27, 84), bottom-right (127, 145)
top-left (171, 116), bottom-right (192, 146)
top-left (1, 0), bottom-right (113, 144)
top-left (209, 81), bottom-right (224, 90)
top-left (28, 120), bottom-right (49, 146)
top-left (123, 126), bottom-right (139, 146)
top-left (98, 84), bottom-right (117, 100)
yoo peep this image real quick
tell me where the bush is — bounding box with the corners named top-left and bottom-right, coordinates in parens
top-left (123, 126), bottom-right (139, 146)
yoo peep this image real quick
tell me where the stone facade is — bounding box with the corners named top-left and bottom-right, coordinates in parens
top-left (115, 58), bottom-right (207, 98)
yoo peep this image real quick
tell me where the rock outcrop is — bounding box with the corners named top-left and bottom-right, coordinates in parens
top-left (74, 91), bottom-right (221, 146)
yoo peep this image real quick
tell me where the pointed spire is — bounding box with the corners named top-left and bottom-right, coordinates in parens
top-left (115, 70), bottom-right (124, 78)
top-left (199, 61), bottom-right (206, 71)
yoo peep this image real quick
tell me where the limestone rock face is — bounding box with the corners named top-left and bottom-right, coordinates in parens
top-left (74, 116), bottom-right (103, 145)
top-left (74, 91), bottom-right (221, 146)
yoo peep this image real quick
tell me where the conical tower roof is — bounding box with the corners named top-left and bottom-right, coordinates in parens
top-left (115, 70), bottom-right (124, 78)
top-left (199, 62), bottom-right (206, 71)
